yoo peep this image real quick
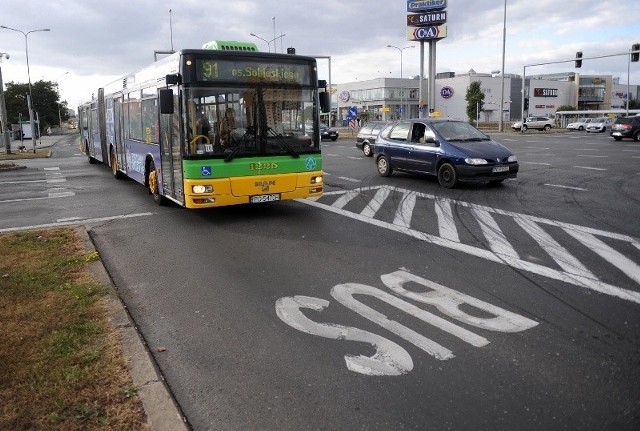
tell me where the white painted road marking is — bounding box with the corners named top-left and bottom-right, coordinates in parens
top-left (276, 270), bottom-right (538, 376)
top-left (543, 184), bottom-right (587, 191)
top-left (0, 213), bottom-right (155, 233)
top-left (302, 186), bottom-right (640, 304)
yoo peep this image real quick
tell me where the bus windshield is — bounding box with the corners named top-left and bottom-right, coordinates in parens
top-left (184, 85), bottom-right (319, 159)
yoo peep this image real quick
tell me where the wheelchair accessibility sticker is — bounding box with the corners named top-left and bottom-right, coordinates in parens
top-left (201, 166), bottom-right (212, 176)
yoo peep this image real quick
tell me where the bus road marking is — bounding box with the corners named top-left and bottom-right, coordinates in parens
top-left (573, 166), bottom-right (607, 171)
top-left (276, 269), bottom-right (538, 376)
top-left (543, 184), bottom-right (587, 191)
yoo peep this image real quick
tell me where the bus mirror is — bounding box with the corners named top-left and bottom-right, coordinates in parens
top-left (165, 74), bottom-right (181, 85)
top-left (319, 92), bottom-right (330, 114)
top-left (159, 89), bottom-right (174, 114)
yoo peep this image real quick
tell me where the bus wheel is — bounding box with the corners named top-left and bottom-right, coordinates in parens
top-left (148, 162), bottom-right (166, 205)
top-left (86, 143), bottom-right (96, 164)
top-left (111, 149), bottom-right (123, 179)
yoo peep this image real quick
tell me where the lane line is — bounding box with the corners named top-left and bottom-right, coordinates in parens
top-left (0, 212), bottom-right (155, 234)
top-left (543, 184), bottom-right (587, 191)
top-left (573, 166), bottom-right (607, 171)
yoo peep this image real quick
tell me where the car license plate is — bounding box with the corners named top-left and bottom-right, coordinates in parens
top-left (492, 166), bottom-right (509, 173)
top-left (250, 193), bottom-right (281, 203)
top-left (612, 132), bottom-right (621, 136)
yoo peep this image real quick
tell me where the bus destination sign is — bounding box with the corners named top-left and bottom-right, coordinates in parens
top-left (196, 59), bottom-right (310, 85)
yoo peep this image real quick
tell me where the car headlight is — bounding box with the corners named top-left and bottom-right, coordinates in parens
top-left (507, 155), bottom-right (517, 162)
top-left (465, 158), bottom-right (488, 165)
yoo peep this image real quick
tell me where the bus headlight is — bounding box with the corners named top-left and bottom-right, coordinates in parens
top-left (192, 185), bottom-right (213, 194)
top-left (310, 176), bottom-right (323, 184)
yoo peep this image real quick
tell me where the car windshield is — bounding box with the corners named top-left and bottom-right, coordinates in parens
top-left (432, 121), bottom-right (489, 141)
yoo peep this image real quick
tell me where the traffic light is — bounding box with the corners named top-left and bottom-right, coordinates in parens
top-left (287, 47), bottom-right (296, 55)
top-left (632, 44), bottom-right (640, 63)
top-left (575, 51), bottom-right (583, 68)
top-left (524, 97), bottom-right (529, 110)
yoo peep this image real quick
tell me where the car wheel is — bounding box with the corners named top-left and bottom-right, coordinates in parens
top-left (331, 137), bottom-right (337, 141)
top-left (363, 143), bottom-right (373, 157)
top-left (522, 124), bottom-right (528, 131)
top-left (437, 163), bottom-right (457, 188)
top-left (377, 155), bottom-right (392, 177)
top-left (578, 126), bottom-right (584, 131)
top-left (543, 125), bottom-right (551, 131)
top-left (634, 132), bottom-right (639, 142)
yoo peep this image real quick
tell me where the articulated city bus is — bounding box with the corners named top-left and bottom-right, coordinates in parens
top-left (78, 42), bottom-right (326, 208)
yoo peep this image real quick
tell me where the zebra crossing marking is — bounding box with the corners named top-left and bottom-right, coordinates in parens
top-left (303, 185), bottom-right (640, 304)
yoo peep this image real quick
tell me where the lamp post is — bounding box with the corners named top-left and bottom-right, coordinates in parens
top-left (498, 0), bottom-right (507, 132)
top-left (250, 33), bottom-right (271, 52)
top-left (55, 71), bottom-right (68, 130)
top-left (0, 52), bottom-right (11, 153)
top-left (1, 25), bottom-right (50, 153)
top-left (250, 32), bottom-right (286, 53)
top-left (387, 45), bottom-right (414, 119)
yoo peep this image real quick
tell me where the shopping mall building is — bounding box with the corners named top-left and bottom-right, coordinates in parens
top-left (333, 70), bottom-right (639, 125)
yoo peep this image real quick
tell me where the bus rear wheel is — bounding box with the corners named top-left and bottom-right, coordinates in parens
top-left (111, 149), bottom-right (123, 179)
top-left (148, 161), bottom-right (166, 205)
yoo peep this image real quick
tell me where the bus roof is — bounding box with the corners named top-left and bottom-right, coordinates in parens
top-left (202, 40), bottom-right (259, 51)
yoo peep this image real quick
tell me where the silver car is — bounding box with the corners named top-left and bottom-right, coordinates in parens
top-left (586, 117), bottom-right (613, 133)
top-left (511, 116), bottom-right (554, 131)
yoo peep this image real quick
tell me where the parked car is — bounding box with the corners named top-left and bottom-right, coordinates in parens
top-left (511, 116), bottom-right (554, 131)
top-left (374, 119), bottom-right (518, 188)
top-left (566, 118), bottom-right (592, 131)
top-left (586, 117), bottom-right (614, 133)
top-left (320, 124), bottom-right (339, 141)
top-left (610, 115), bottom-right (640, 141)
top-left (356, 121), bottom-right (389, 157)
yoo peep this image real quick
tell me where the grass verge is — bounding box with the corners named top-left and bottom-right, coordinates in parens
top-left (0, 228), bottom-right (148, 430)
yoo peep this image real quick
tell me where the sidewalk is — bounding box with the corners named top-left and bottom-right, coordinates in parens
top-left (0, 132), bottom-right (68, 154)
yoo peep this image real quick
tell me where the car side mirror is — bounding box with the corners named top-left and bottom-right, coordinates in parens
top-left (425, 135), bottom-right (439, 146)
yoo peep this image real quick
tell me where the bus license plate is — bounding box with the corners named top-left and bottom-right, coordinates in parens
top-left (250, 193), bottom-right (281, 203)
top-left (492, 166), bottom-right (509, 173)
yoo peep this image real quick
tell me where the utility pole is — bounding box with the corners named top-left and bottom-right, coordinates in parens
top-left (0, 52), bottom-right (11, 153)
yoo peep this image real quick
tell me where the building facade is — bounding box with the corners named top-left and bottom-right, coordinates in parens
top-left (334, 71), bottom-right (639, 125)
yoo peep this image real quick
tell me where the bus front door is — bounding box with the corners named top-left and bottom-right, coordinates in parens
top-left (159, 90), bottom-right (184, 204)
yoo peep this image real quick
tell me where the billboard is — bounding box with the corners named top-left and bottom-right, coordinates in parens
top-left (406, 0), bottom-right (447, 13)
top-left (406, 25), bottom-right (447, 41)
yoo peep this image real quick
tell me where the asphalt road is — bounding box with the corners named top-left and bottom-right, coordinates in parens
top-left (1, 131), bottom-right (639, 430)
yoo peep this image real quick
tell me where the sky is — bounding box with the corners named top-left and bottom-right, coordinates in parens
top-left (1, 0), bottom-right (639, 110)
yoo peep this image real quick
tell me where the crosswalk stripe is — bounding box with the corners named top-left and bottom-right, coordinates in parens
top-left (514, 216), bottom-right (595, 279)
top-left (361, 187), bottom-right (391, 218)
top-left (564, 229), bottom-right (640, 285)
top-left (472, 208), bottom-right (519, 258)
top-left (393, 191), bottom-right (416, 228)
top-left (434, 198), bottom-right (459, 243)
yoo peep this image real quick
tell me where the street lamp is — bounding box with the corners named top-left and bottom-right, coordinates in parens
top-left (250, 33), bottom-right (271, 52)
top-left (0, 52), bottom-right (11, 153)
top-left (250, 32), bottom-right (286, 53)
top-left (55, 71), bottom-right (68, 129)
top-left (1, 25), bottom-right (50, 153)
top-left (387, 45), bottom-right (414, 119)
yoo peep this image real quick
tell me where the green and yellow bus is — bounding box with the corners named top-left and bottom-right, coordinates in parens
top-left (78, 42), bottom-right (326, 208)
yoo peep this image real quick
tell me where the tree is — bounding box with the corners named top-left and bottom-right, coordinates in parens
top-left (465, 81), bottom-right (485, 123)
top-left (556, 104), bottom-right (576, 112)
top-left (4, 79), bottom-right (69, 131)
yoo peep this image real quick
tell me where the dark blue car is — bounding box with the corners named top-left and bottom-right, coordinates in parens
top-left (374, 119), bottom-right (519, 188)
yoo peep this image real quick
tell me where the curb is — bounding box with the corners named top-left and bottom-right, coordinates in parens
top-left (76, 227), bottom-right (190, 431)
